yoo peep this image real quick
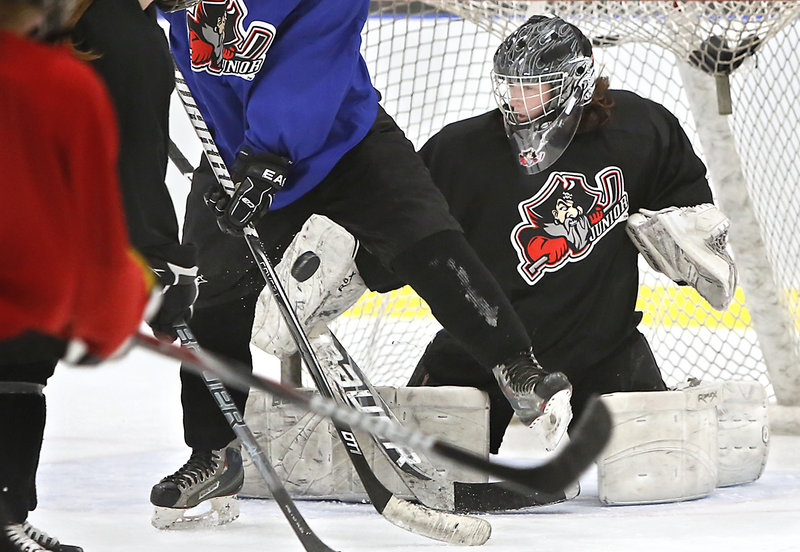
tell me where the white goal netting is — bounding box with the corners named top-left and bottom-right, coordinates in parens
top-left (329, 1), bottom-right (800, 408)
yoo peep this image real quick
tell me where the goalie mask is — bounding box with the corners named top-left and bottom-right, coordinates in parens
top-left (492, 15), bottom-right (595, 174)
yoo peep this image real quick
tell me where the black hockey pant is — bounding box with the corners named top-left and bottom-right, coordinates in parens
top-left (0, 360), bottom-right (57, 524)
top-left (413, 329), bottom-right (666, 454)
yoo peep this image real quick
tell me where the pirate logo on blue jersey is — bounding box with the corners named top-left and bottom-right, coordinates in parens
top-left (511, 167), bottom-right (629, 285)
top-left (187, 0), bottom-right (275, 80)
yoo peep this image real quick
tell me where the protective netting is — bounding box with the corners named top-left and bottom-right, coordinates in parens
top-left (331, 1), bottom-right (800, 402)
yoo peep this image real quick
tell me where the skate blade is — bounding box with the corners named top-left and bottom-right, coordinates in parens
top-left (151, 496), bottom-right (240, 530)
top-left (528, 389), bottom-right (573, 452)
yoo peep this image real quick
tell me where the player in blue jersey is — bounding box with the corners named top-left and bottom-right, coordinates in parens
top-left (150, 0), bottom-right (574, 526)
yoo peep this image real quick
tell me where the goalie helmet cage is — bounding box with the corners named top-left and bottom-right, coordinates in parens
top-left (323, 1), bottom-right (800, 432)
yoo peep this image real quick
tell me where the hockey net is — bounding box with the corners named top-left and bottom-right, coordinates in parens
top-left (329, 1), bottom-right (800, 427)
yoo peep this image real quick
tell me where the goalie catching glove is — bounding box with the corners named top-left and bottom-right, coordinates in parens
top-left (626, 203), bottom-right (737, 310)
top-left (204, 149), bottom-right (291, 236)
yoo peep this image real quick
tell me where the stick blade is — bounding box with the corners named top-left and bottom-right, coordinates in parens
top-left (382, 496), bottom-right (491, 546)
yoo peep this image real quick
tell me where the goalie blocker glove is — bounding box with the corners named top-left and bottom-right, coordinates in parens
top-left (204, 149), bottom-right (291, 236)
top-left (626, 203), bottom-right (737, 311)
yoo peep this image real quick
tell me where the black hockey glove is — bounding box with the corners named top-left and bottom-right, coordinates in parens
top-left (147, 258), bottom-right (199, 342)
top-left (203, 149), bottom-right (290, 236)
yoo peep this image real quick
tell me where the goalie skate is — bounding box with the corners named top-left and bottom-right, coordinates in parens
top-left (493, 351), bottom-right (573, 450)
top-left (150, 441), bottom-right (244, 529)
top-left (529, 386), bottom-right (573, 451)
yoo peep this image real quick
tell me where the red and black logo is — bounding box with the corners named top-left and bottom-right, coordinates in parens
top-left (187, 0), bottom-right (275, 80)
top-left (511, 167), bottom-right (629, 285)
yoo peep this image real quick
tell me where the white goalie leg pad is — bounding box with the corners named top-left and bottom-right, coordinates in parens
top-left (715, 380), bottom-right (769, 487)
top-left (240, 385), bottom-right (490, 502)
top-left (251, 214), bottom-right (367, 357)
top-left (597, 383), bottom-right (721, 505)
top-left (625, 203), bottom-right (737, 310)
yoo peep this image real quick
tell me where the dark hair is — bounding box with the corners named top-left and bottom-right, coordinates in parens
top-left (577, 76), bottom-right (614, 134)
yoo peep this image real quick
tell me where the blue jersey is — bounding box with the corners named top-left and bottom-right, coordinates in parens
top-left (164, 0), bottom-right (378, 209)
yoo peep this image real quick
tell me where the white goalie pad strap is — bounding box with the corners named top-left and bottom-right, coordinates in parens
top-left (625, 203), bottom-right (737, 311)
top-left (597, 384), bottom-right (721, 505)
top-left (251, 214), bottom-right (367, 357)
top-left (716, 380), bottom-right (769, 487)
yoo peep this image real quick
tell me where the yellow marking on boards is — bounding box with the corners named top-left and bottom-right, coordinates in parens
top-left (340, 286), bottom-right (800, 330)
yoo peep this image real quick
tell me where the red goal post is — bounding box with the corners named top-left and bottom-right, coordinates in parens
top-left (326, 1), bottom-right (800, 432)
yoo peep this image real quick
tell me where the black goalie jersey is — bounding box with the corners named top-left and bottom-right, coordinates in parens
top-left (419, 89), bottom-right (713, 382)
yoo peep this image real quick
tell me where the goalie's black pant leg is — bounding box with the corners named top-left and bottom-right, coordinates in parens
top-left (390, 230), bottom-right (530, 370)
top-left (568, 329), bottom-right (666, 431)
top-left (181, 293), bottom-right (259, 451)
top-left (414, 328), bottom-right (664, 452)
top-left (0, 361), bottom-right (56, 523)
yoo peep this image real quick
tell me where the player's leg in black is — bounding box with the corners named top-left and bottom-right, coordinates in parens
top-left (149, 159), bottom-right (258, 528)
top-left (0, 342), bottom-right (83, 552)
top-left (149, 295), bottom-right (258, 529)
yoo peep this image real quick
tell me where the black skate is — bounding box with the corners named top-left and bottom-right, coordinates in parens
top-left (150, 441), bottom-right (244, 529)
top-left (2, 522), bottom-right (83, 552)
top-left (493, 351), bottom-right (573, 450)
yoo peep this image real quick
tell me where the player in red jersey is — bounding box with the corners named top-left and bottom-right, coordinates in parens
top-left (0, 1), bottom-right (153, 548)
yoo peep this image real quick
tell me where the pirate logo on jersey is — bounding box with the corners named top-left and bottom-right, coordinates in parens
top-left (512, 167), bottom-right (629, 285)
top-left (187, 0), bottom-right (275, 80)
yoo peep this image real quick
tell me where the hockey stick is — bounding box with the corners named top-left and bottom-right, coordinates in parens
top-left (168, 137), bottom-right (195, 178)
top-left (167, 107), bottom-right (596, 515)
top-left (172, 66), bottom-right (492, 546)
top-left (311, 329), bottom-right (580, 513)
top-left (168, 324), bottom-right (338, 552)
top-left (136, 330), bottom-right (611, 497)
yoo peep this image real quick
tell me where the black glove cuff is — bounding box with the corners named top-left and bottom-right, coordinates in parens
top-left (232, 148), bottom-right (292, 191)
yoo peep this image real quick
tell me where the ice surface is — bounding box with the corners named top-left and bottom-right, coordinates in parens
top-left (33, 348), bottom-right (800, 552)
top-left (38, 16), bottom-right (794, 551)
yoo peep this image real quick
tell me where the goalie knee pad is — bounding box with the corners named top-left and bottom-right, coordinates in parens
top-left (251, 214), bottom-right (367, 357)
top-left (626, 203), bottom-right (737, 310)
top-left (597, 379), bottom-right (770, 505)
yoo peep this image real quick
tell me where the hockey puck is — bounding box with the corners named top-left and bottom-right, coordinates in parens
top-left (291, 251), bottom-right (321, 282)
